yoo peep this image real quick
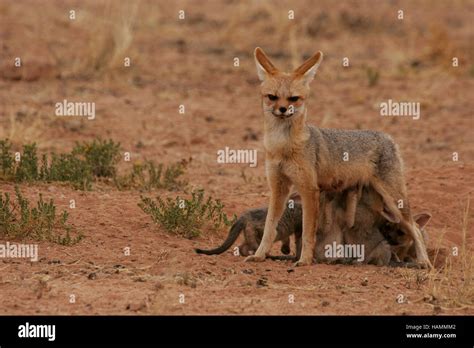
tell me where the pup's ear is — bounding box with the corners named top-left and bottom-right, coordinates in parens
top-left (413, 212), bottom-right (432, 229)
top-left (294, 51), bottom-right (323, 84)
top-left (254, 47), bottom-right (278, 81)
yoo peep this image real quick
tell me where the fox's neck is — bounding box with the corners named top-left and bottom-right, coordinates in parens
top-left (263, 109), bottom-right (311, 157)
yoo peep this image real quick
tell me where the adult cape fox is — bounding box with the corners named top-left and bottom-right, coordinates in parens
top-left (245, 47), bottom-right (431, 268)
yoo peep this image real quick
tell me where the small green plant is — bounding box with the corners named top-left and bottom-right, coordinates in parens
top-left (44, 153), bottom-right (93, 190)
top-left (14, 143), bottom-right (39, 182)
top-left (0, 138), bottom-right (120, 190)
top-left (138, 189), bottom-right (236, 239)
top-left (0, 186), bottom-right (83, 245)
top-left (0, 139), bottom-right (14, 177)
top-left (115, 160), bottom-right (187, 191)
top-left (72, 138), bottom-right (121, 178)
top-left (366, 66), bottom-right (380, 87)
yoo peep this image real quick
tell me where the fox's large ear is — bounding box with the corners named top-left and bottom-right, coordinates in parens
top-left (294, 51), bottom-right (323, 84)
top-left (254, 47), bottom-right (278, 81)
top-left (413, 212), bottom-right (431, 229)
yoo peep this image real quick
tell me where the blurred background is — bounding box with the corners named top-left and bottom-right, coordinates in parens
top-left (0, 0), bottom-right (472, 188)
top-left (0, 0), bottom-right (474, 156)
top-left (0, 0), bottom-right (472, 315)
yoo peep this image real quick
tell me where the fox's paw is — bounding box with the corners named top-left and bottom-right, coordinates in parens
top-left (417, 260), bottom-right (433, 270)
top-left (294, 257), bottom-right (313, 267)
top-left (245, 255), bottom-right (265, 262)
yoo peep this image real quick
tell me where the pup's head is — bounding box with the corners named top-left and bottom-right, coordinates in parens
top-left (254, 47), bottom-right (323, 121)
top-left (381, 213), bottom-right (432, 246)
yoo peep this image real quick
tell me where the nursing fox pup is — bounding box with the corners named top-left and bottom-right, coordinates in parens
top-left (195, 202), bottom-right (302, 257)
top-left (245, 47), bottom-right (431, 267)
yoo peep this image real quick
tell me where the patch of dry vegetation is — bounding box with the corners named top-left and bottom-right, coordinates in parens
top-left (423, 198), bottom-right (473, 310)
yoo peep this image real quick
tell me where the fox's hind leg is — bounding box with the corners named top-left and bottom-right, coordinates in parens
top-left (370, 177), bottom-right (432, 268)
top-left (398, 218), bottom-right (431, 268)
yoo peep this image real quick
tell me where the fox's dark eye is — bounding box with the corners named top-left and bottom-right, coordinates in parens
top-left (288, 96), bottom-right (300, 102)
top-left (267, 94), bottom-right (278, 101)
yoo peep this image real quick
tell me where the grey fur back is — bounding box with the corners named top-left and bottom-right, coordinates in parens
top-left (305, 126), bottom-right (409, 230)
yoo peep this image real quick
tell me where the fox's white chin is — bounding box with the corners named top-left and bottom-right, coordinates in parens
top-left (271, 111), bottom-right (294, 119)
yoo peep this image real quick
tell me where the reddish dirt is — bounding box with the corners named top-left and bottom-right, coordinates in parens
top-left (0, 0), bottom-right (472, 315)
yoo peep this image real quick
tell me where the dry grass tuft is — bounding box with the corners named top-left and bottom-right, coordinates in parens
top-left (0, 110), bottom-right (46, 147)
top-left (71, 1), bottom-right (140, 78)
top-left (423, 197), bottom-right (474, 310)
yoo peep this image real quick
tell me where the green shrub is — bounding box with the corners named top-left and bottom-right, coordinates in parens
top-left (0, 138), bottom-right (118, 190)
top-left (72, 138), bottom-right (121, 177)
top-left (44, 153), bottom-right (93, 190)
top-left (0, 140), bottom-right (14, 177)
top-left (15, 143), bottom-right (39, 182)
top-left (138, 189), bottom-right (236, 239)
top-left (0, 186), bottom-right (83, 245)
top-left (0, 138), bottom-right (187, 192)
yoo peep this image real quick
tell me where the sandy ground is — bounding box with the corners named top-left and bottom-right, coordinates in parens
top-left (0, 0), bottom-right (473, 315)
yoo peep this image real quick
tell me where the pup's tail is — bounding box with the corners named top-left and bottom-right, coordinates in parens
top-left (195, 218), bottom-right (246, 255)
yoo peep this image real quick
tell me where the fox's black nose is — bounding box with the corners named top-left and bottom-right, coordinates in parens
top-left (279, 107), bottom-right (287, 113)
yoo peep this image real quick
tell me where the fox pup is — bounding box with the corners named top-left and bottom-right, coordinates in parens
top-left (380, 212), bottom-right (431, 263)
top-left (195, 203), bottom-right (302, 257)
top-left (316, 185), bottom-right (431, 266)
top-left (246, 47), bottom-right (431, 268)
